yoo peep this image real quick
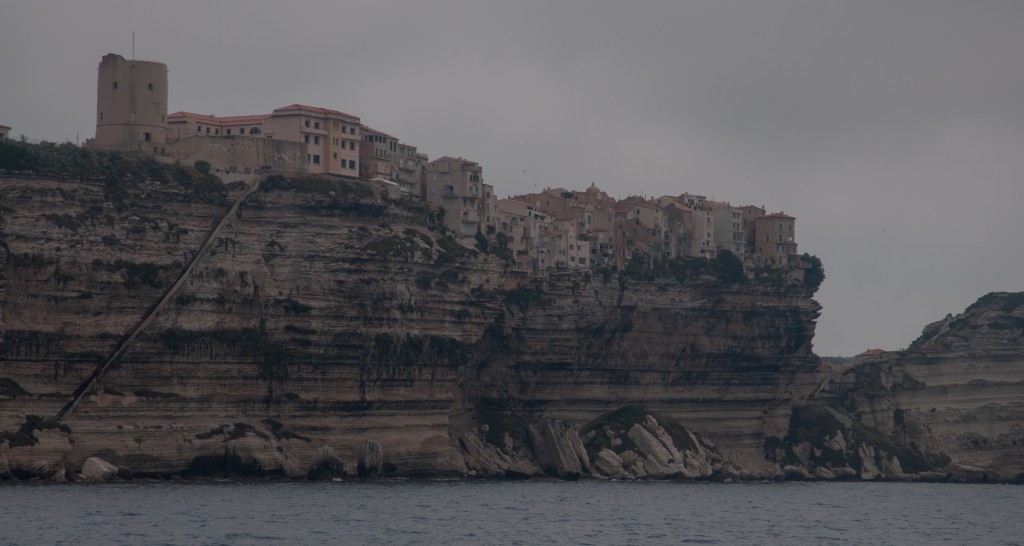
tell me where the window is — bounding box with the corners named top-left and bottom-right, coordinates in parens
top-left (196, 125), bottom-right (201, 133)
top-left (251, 128), bottom-right (260, 135)
top-left (100, 112), bottom-right (104, 121)
top-left (333, 152), bottom-right (338, 159)
top-left (304, 135), bottom-right (310, 143)
top-left (350, 127), bottom-right (355, 135)
top-left (144, 132), bottom-right (151, 142)
top-left (349, 160), bottom-right (356, 169)
top-left (226, 129), bottom-right (232, 135)
top-left (147, 83), bottom-right (153, 91)
top-left (314, 121), bottom-right (320, 129)
top-left (305, 120), bottom-right (310, 128)
top-left (313, 155), bottom-right (321, 165)
top-left (349, 141), bottom-right (355, 150)
top-left (314, 136), bottom-right (320, 145)
top-left (113, 81), bottom-right (118, 90)
top-left (206, 127), bottom-right (210, 134)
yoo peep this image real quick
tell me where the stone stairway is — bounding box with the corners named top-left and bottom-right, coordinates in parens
top-left (56, 178), bottom-right (262, 419)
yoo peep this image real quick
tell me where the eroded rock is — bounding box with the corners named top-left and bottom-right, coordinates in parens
top-left (82, 457), bottom-right (118, 481)
top-left (306, 445), bottom-right (344, 480)
top-left (357, 439), bottom-right (383, 478)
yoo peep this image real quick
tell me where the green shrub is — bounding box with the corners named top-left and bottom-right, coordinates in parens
top-left (503, 286), bottom-right (546, 311)
top-left (709, 250), bottom-right (745, 284)
top-left (801, 253), bottom-right (825, 291)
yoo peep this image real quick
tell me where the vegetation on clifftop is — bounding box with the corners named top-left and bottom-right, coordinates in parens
top-left (0, 140), bottom-right (226, 202)
top-left (801, 253), bottom-right (825, 291)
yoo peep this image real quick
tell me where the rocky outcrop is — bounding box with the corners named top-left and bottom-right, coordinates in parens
top-left (81, 456), bottom-right (118, 481)
top-left (307, 445), bottom-right (344, 480)
top-left (2, 163), bottom-right (822, 481)
top-left (809, 292), bottom-right (1024, 482)
top-left (357, 439), bottom-right (383, 478)
top-left (581, 407), bottom-right (722, 479)
top-left (526, 419), bottom-right (591, 479)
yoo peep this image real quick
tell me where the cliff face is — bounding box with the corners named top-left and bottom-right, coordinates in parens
top-left (0, 165), bottom-right (827, 480)
top-left (812, 293), bottom-right (1024, 482)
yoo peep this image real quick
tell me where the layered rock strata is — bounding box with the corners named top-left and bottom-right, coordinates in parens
top-left (811, 293), bottom-right (1024, 482)
top-left (3, 167), bottom-right (825, 480)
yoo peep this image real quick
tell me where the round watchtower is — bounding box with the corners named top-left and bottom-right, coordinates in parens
top-left (94, 53), bottom-right (168, 152)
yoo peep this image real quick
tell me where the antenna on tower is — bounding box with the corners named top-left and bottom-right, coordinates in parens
top-left (132, 31), bottom-right (135, 60)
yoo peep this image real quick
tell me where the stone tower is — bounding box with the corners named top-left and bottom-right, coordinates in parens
top-left (94, 53), bottom-right (168, 152)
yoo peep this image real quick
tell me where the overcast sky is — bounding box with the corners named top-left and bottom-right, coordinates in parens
top-left (2, 1), bottom-right (1022, 356)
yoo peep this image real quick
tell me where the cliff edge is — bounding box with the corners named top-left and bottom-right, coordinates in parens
top-left (0, 147), bottom-right (827, 480)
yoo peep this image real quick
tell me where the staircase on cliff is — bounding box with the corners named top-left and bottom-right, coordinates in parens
top-left (56, 178), bottom-right (262, 420)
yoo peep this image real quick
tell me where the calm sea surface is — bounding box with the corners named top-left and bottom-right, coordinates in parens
top-left (0, 481), bottom-right (1020, 545)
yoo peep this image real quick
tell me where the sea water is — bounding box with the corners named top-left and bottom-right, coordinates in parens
top-left (1, 480), bottom-right (1020, 545)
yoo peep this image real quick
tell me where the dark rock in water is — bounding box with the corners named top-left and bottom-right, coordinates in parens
top-left (503, 469), bottom-right (531, 480)
top-left (357, 439), bottom-right (383, 479)
top-left (117, 465), bottom-right (134, 480)
top-left (307, 445), bottom-right (344, 480)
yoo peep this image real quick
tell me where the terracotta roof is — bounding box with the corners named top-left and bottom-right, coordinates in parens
top-left (432, 155), bottom-right (479, 166)
top-left (272, 103), bottom-right (360, 120)
top-left (360, 125), bottom-right (397, 140)
top-left (0, 124), bottom-right (11, 130)
top-left (218, 115), bottom-right (266, 125)
top-left (167, 111), bottom-right (220, 124)
top-left (704, 200), bottom-right (736, 210)
top-left (498, 199), bottom-right (531, 216)
top-left (856, 348), bottom-right (886, 357)
top-left (762, 212), bottom-right (795, 219)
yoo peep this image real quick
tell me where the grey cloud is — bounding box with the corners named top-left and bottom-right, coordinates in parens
top-left (2, 0), bottom-right (1022, 355)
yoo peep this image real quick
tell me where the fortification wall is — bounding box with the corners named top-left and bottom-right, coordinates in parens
top-left (162, 136), bottom-right (307, 175)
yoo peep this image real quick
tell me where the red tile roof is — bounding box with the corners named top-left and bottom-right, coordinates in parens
top-left (856, 348), bottom-right (886, 357)
top-left (167, 111), bottom-right (220, 124)
top-left (360, 125), bottom-right (397, 140)
top-left (218, 115), bottom-right (266, 125)
top-left (272, 103), bottom-right (360, 120)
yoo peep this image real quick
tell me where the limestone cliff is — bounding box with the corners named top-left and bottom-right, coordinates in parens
top-left (808, 293), bottom-right (1024, 482)
top-left (2, 151), bottom-right (827, 480)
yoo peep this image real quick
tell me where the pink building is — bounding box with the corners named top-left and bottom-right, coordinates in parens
top-left (263, 104), bottom-right (360, 177)
top-left (167, 112), bottom-right (266, 141)
top-left (425, 156), bottom-right (486, 236)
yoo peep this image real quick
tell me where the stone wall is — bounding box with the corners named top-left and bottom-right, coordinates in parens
top-left (161, 136), bottom-right (307, 176)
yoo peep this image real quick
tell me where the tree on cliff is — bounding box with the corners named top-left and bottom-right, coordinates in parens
top-left (710, 250), bottom-right (745, 284)
top-left (801, 253), bottom-right (825, 291)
